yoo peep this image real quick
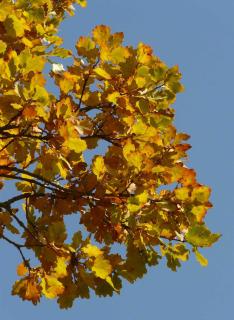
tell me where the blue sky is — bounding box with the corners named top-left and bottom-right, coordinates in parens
top-left (1, 0), bottom-right (234, 319)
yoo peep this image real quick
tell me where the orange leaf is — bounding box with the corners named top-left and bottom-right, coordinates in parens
top-left (17, 263), bottom-right (28, 277)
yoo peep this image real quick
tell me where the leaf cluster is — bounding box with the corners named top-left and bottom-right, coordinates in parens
top-left (0, 0), bottom-right (219, 308)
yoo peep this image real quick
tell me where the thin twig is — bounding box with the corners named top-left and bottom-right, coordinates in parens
top-left (1, 234), bottom-right (31, 269)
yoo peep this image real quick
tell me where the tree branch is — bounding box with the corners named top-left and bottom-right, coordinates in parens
top-left (1, 234), bottom-right (31, 269)
top-left (0, 165), bottom-right (64, 189)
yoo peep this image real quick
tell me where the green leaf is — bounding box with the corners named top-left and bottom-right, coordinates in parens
top-left (72, 231), bottom-right (82, 249)
top-left (186, 224), bottom-right (221, 247)
top-left (48, 48), bottom-right (72, 58)
top-left (191, 186), bottom-right (211, 203)
top-left (48, 221), bottom-right (67, 244)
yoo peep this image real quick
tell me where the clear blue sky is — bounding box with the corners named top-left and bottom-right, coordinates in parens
top-left (1, 0), bottom-right (234, 319)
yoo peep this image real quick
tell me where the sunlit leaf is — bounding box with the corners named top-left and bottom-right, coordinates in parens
top-left (186, 224), bottom-right (221, 247)
top-left (17, 263), bottom-right (28, 277)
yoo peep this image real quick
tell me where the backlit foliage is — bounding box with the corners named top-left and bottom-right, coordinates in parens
top-left (0, 0), bottom-right (219, 308)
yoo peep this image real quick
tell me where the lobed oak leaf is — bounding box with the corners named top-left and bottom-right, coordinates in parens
top-left (76, 36), bottom-right (98, 59)
top-left (105, 47), bottom-right (130, 64)
top-left (180, 168), bottom-right (196, 186)
top-left (186, 224), bottom-right (221, 247)
top-left (120, 243), bottom-right (147, 282)
top-left (137, 42), bottom-right (153, 64)
top-left (57, 280), bottom-right (79, 309)
top-left (191, 185), bottom-right (211, 203)
top-left (92, 25), bottom-right (111, 46)
top-left (41, 275), bottom-right (64, 299)
top-left (48, 221), bottom-right (67, 244)
top-left (12, 278), bottom-right (41, 305)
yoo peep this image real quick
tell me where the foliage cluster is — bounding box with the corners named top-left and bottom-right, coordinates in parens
top-left (0, 0), bottom-right (219, 308)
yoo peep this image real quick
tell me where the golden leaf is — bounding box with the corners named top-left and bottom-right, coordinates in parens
top-left (92, 256), bottom-right (112, 279)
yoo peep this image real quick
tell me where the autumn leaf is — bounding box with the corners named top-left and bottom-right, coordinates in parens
top-left (186, 224), bottom-right (221, 247)
top-left (4, 15), bottom-right (25, 38)
top-left (92, 256), bottom-right (112, 279)
top-left (92, 156), bottom-right (106, 180)
top-left (41, 275), bottom-right (64, 299)
top-left (53, 257), bottom-right (68, 278)
top-left (12, 278), bottom-right (41, 305)
top-left (82, 244), bottom-right (103, 257)
top-left (17, 263), bottom-right (28, 277)
top-left (194, 249), bottom-right (208, 267)
top-left (77, 0), bottom-right (87, 8)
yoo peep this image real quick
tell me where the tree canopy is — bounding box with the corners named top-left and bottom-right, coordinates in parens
top-left (0, 0), bottom-right (220, 308)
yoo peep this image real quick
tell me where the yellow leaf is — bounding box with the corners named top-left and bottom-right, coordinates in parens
top-left (64, 137), bottom-right (87, 154)
top-left (21, 37), bottom-right (33, 48)
top-left (92, 156), bottom-right (106, 180)
top-left (92, 256), bottom-right (112, 279)
top-left (137, 42), bottom-right (153, 64)
top-left (123, 140), bottom-right (142, 170)
top-left (107, 47), bottom-right (130, 63)
top-left (77, 0), bottom-right (87, 8)
top-left (107, 92), bottom-right (121, 104)
top-left (82, 244), bottom-right (103, 257)
top-left (58, 77), bottom-right (74, 94)
top-left (174, 187), bottom-right (190, 201)
top-left (93, 25), bottom-right (111, 46)
top-left (0, 3), bottom-right (12, 22)
top-left (123, 139), bottom-right (135, 157)
top-left (4, 15), bottom-right (25, 38)
top-left (191, 205), bottom-right (207, 223)
top-left (57, 161), bottom-right (67, 179)
top-left (195, 249), bottom-right (208, 267)
top-left (0, 40), bottom-right (7, 54)
top-left (53, 257), bottom-right (68, 278)
top-left (94, 67), bottom-right (112, 80)
top-left (17, 263), bottom-right (28, 277)
top-left (131, 119), bottom-right (147, 135)
top-left (76, 36), bottom-right (97, 58)
top-left (41, 275), bottom-right (64, 299)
